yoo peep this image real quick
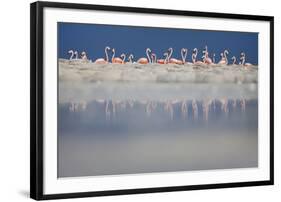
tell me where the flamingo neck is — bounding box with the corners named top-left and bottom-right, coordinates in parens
top-left (121, 54), bottom-right (126, 63)
top-left (105, 48), bottom-right (109, 62)
top-left (153, 54), bottom-right (157, 63)
top-left (224, 51), bottom-right (228, 64)
top-left (181, 49), bottom-right (187, 63)
top-left (164, 53), bottom-right (169, 64)
top-left (168, 48), bottom-right (173, 61)
top-left (111, 50), bottom-right (115, 62)
top-left (241, 56), bottom-right (245, 65)
top-left (69, 51), bottom-right (74, 60)
top-left (146, 49), bottom-right (151, 63)
top-left (192, 54), bottom-right (195, 63)
top-left (192, 49), bottom-right (197, 63)
top-left (129, 55), bottom-right (133, 63)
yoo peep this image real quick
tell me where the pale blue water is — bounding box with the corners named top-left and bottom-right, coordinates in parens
top-left (58, 97), bottom-right (258, 177)
top-left (58, 62), bottom-right (258, 178)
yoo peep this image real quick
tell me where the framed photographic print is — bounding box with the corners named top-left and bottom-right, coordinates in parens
top-left (30, 1), bottom-right (274, 200)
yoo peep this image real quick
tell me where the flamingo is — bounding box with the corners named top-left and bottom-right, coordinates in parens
top-left (239, 52), bottom-right (252, 67)
top-left (157, 52), bottom-right (169, 64)
top-left (218, 50), bottom-right (229, 65)
top-left (202, 46), bottom-right (212, 64)
top-left (120, 53), bottom-right (126, 64)
top-left (167, 48), bottom-right (183, 64)
top-left (74, 51), bottom-right (78, 60)
top-left (111, 48), bottom-right (125, 64)
top-left (231, 56), bottom-right (237, 65)
top-left (151, 53), bottom-right (157, 63)
top-left (212, 53), bottom-right (216, 64)
top-left (192, 48), bottom-right (204, 65)
top-left (137, 48), bottom-right (152, 64)
top-left (156, 52), bottom-right (167, 64)
top-left (180, 48), bottom-right (188, 64)
top-left (94, 46), bottom-right (110, 64)
top-left (128, 54), bottom-right (134, 63)
top-left (81, 51), bottom-right (88, 60)
top-left (68, 50), bottom-right (74, 60)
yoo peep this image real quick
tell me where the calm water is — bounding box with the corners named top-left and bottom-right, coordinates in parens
top-left (58, 96), bottom-right (258, 177)
top-left (58, 62), bottom-right (258, 178)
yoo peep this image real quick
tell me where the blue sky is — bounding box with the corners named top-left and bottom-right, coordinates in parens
top-left (58, 22), bottom-right (258, 64)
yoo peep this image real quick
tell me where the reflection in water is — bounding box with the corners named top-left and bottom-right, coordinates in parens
top-left (58, 97), bottom-right (258, 178)
top-left (65, 98), bottom-right (251, 123)
top-left (58, 60), bottom-right (258, 178)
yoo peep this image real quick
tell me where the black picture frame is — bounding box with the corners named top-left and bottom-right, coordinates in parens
top-left (30, 1), bottom-right (274, 200)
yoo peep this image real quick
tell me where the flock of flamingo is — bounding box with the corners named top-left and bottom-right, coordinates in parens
top-left (67, 46), bottom-right (253, 67)
top-left (68, 98), bottom-right (247, 122)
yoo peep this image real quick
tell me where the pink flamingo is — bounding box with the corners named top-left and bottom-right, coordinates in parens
top-left (180, 48), bottom-right (188, 64)
top-left (74, 51), bottom-right (78, 60)
top-left (127, 54), bottom-right (134, 63)
top-left (151, 53), bottom-right (157, 63)
top-left (155, 52), bottom-right (168, 64)
top-left (212, 53), bottom-right (216, 64)
top-left (231, 56), bottom-right (237, 65)
top-left (202, 46), bottom-right (212, 64)
top-left (111, 49), bottom-right (126, 64)
top-left (239, 52), bottom-right (252, 67)
top-left (167, 48), bottom-right (184, 64)
top-left (218, 50), bottom-right (229, 65)
top-left (137, 48), bottom-right (152, 64)
top-left (94, 46), bottom-right (110, 64)
top-left (160, 52), bottom-right (170, 64)
top-left (80, 51), bottom-right (88, 60)
top-left (192, 48), bottom-right (205, 65)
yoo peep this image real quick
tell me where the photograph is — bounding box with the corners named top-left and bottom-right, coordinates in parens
top-left (30, 1), bottom-right (273, 199)
top-left (58, 22), bottom-right (259, 178)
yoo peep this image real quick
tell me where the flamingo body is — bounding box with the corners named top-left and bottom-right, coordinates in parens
top-left (157, 59), bottom-right (166, 64)
top-left (94, 58), bottom-right (108, 64)
top-left (137, 58), bottom-right (149, 64)
top-left (112, 57), bottom-right (123, 64)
